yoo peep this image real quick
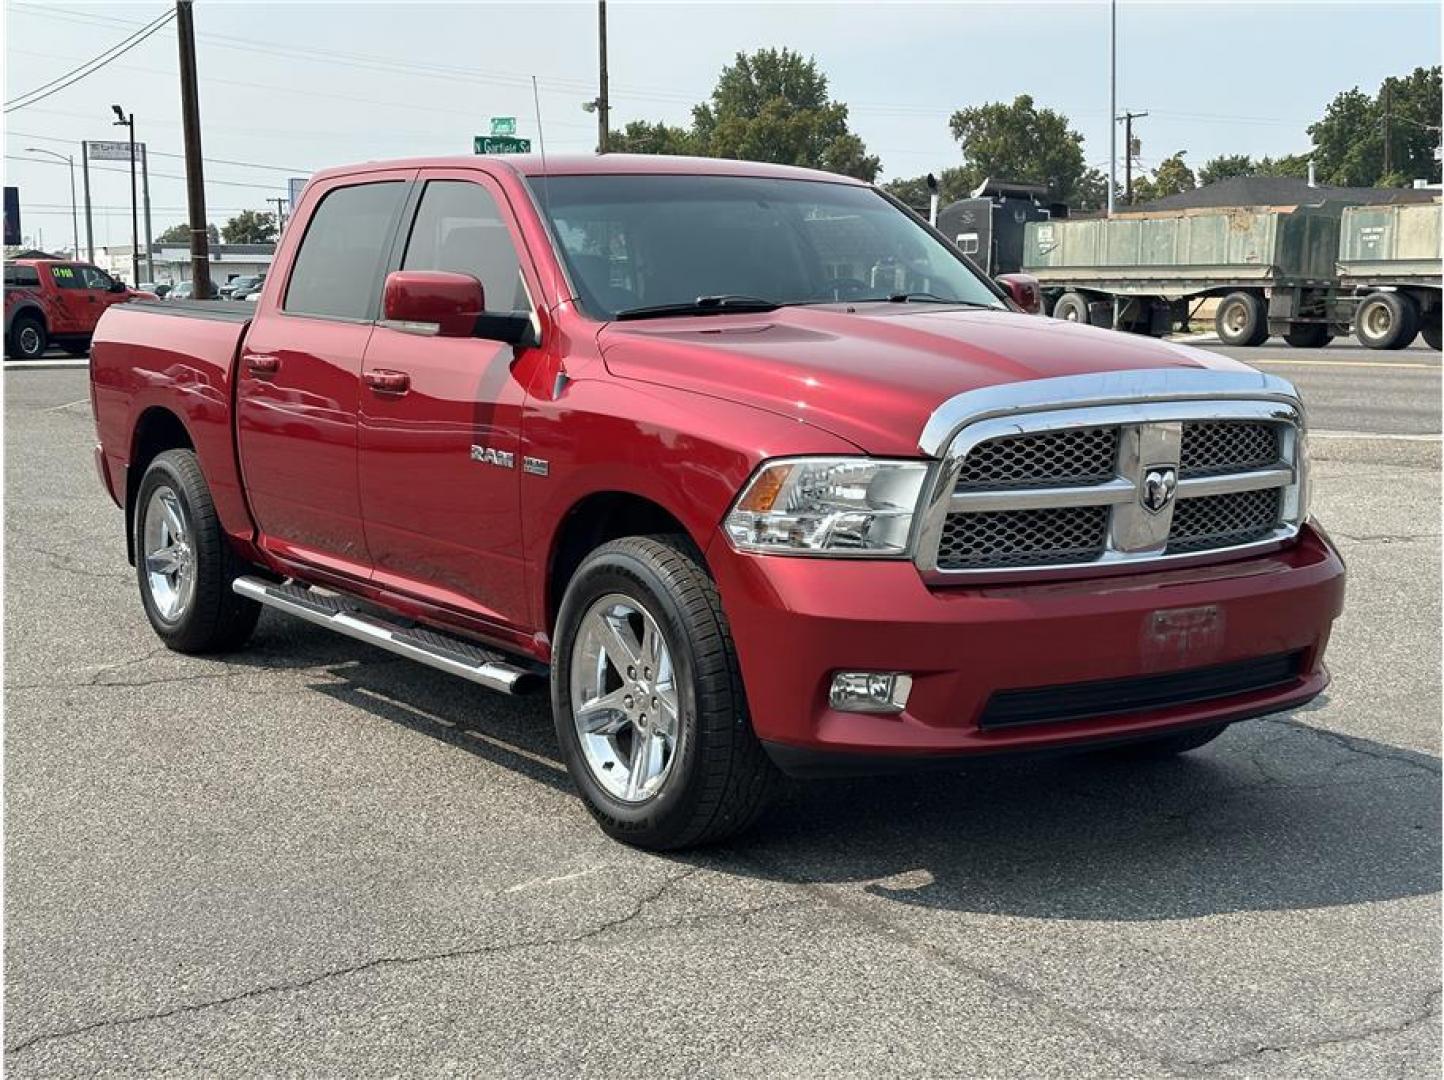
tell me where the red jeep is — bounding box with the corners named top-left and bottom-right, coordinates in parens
top-left (4, 258), bottom-right (151, 360)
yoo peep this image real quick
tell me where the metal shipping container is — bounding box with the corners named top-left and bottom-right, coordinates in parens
top-left (1338, 201), bottom-right (1442, 283)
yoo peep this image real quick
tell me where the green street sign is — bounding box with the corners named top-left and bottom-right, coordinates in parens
top-left (474, 135), bottom-right (531, 155)
top-left (489, 116), bottom-right (517, 137)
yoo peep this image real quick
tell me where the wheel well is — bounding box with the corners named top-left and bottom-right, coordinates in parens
top-left (124, 407), bottom-right (194, 564)
top-left (8, 303), bottom-right (46, 331)
top-left (547, 493), bottom-right (692, 631)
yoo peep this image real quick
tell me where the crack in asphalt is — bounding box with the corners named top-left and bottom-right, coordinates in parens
top-left (5, 866), bottom-right (716, 1056)
top-left (1262, 718), bottom-right (1442, 776)
top-left (1187, 988), bottom-right (1442, 1070)
top-left (1330, 530), bottom-right (1441, 545)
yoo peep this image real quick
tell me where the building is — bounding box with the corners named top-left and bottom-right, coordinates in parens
top-left (98, 242), bottom-right (275, 287)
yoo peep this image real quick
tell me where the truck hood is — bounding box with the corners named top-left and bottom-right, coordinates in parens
top-left (598, 305), bottom-right (1253, 456)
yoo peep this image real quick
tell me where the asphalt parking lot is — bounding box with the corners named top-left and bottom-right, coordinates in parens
top-left (4, 356), bottom-right (1439, 1076)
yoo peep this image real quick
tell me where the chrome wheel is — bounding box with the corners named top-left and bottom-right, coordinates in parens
top-left (18, 325), bottom-right (41, 356)
top-left (142, 486), bottom-right (195, 622)
top-left (569, 593), bottom-right (680, 803)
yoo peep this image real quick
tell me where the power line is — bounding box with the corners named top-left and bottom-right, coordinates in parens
top-left (4, 152), bottom-right (282, 191)
top-left (4, 8), bottom-right (176, 113)
top-left (8, 128), bottom-right (313, 174)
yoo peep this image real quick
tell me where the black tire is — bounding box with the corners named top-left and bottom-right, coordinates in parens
top-left (551, 535), bottom-right (777, 850)
top-left (1283, 323), bottom-right (1332, 349)
top-left (1105, 723), bottom-right (1230, 759)
top-left (1215, 292), bottom-right (1268, 347)
top-left (134, 449), bottom-right (260, 653)
top-left (1422, 317), bottom-right (1441, 352)
top-left (7, 313), bottom-right (48, 360)
top-left (1052, 291), bottom-right (1091, 325)
top-left (1354, 291), bottom-right (1419, 350)
top-left (59, 336), bottom-right (91, 358)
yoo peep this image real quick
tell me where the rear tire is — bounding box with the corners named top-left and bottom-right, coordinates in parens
top-left (1283, 323), bottom-right (1332, 349)
top-left (1422, 317), bottom-right (1441, 352)
top-left (1215, 292), bottom-right (1268, 347)
top-left (551, 535), bottom-right (777, 849)
top-left (1105, 723), bottom-right (1230, 759)
top-left (134, 449), bottom-right (260, 653)
top-left (1052, 291), bottom-right (1091, 325)
top-left (7, 313), bottom-right (48, 360)
top-left (1354, 291), bottom-right (1419, 350)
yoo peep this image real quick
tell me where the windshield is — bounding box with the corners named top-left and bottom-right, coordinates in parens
top-left (528, 174), bottom-right (1004, 320)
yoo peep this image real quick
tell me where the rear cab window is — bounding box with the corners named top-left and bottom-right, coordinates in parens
top-left (4, 264), bottom-right (40, 287)
top-left (283, 181), bottom-right (406, 320)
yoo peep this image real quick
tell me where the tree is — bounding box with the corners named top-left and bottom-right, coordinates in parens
top-left (607, 49), bottom-right (880, 181)
top-left (1071, 167), bottom-right (1109, 211)
top-left (945, 95), bottom-right (1091, 205)
top-left (156, 222), bottom-right (219, 244)
top-left (1198, 154), bottom-right (1254, 186)
top-left (608, 120), bottom-right (697, 156)
top-left (1253, 153), bottom-right (1311, 178)
top-left (1131, 151), bottom-right (1195, 203)
top-left (1308, 67), bottom-right (1441, 186)
top-left (220, 209), bottom-right (277, 245)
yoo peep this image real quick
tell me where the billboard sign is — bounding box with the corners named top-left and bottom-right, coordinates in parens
top-left (86, 140), bottom-right (146, 162)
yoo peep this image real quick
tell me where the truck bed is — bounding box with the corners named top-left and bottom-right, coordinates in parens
top-left (90, 298), bottom-right (257, 554)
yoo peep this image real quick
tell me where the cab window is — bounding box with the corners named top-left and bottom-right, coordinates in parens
top-left (49, 265), bottom-right (86, 290)
top-left (401, 180), bottom-right (529, 312)
top-left (283, 181), bottom-right (406, 320)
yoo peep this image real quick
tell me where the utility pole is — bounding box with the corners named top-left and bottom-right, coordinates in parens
top-left (1107, 0), bottom-right (1116, 215)
top-left (1382, 81), bottom-right (1392, 180)
top-left (176, 0), bottom-right (212, 300)
top-left (112, 105), bottom-right (140, 284)
top-left (597, 0), bottom-right (610, 154)
top-left (81, 140), bottom-right (94, 262)
top-left (266, 196), bottom-right (287, 234)
top-left (141, 141), bottom-right (154, 281)
top-left (1117, 110), bottom-right (1147, 204)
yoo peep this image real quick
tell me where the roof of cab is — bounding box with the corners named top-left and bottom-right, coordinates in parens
top-left (309, 154), bottom-right (869, 186)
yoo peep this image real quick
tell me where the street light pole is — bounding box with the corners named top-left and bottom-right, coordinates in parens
top-left (25, 148), bottom-right (79, 257)
top-left (1107, 0), bottom-right (1116, 216)
top-left (597, 0), bottom-right (610, 154)
top-left (112, 105), bottom-right (140, 284)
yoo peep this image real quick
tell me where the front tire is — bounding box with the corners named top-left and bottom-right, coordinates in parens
top-left (134, 449), bottom-right (260, 653)
top-left (1105, 722), bottom-right (1230, 759)
top-left (7, 314), bottom-right (48, 360)
top-left (551, 535), bottom-right (777, 849)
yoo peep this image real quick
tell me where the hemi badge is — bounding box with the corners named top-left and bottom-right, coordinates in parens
top-left (523, 456), bottom-right (550, 477)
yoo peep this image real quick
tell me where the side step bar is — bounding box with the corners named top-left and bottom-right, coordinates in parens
top-left (232, 576), bottom-right (542, 694)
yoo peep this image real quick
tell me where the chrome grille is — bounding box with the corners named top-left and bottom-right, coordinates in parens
top-left (1167, 488), bottom-right (1283, 553)
top-left (1180, 422), bottom-right (1282, 477)
top-left (956, 427), bottom-right (1119, 490)
top-left (936, 505), bottom-right (1109, 569)
top-left (919, 376), bottom-right (1305, 578)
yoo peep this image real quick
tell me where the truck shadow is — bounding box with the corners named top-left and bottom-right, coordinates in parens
top-left (269, 619), bottom-right (1440, 923)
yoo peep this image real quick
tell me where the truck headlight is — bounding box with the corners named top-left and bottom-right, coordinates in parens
top-left (724, 457), bottom-right (931, 556)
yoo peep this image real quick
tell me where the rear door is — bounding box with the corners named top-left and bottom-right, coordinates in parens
top-left (357, 169), bottom-right (539, 631)
top-left (236, 171), bottom-right (412, 579)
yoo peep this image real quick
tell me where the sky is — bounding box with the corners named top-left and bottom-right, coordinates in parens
top-left (3, 0), bottom-right (1440, 252)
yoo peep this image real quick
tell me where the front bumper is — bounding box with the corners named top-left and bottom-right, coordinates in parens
top-left (706, 523), bottom-right (1345, 773)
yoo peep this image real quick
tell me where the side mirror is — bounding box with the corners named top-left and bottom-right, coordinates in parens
top-left (381, 270), bottom-right (540, 347)
top-left (995, 272), bottom-right (1041, 315)
top-left (382, 270), bottom-right (484, 337)
top-left (109, 280), bottom-right (127, 294)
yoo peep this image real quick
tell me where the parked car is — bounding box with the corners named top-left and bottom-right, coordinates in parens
top-left (218, 273), bottom-right (265, 300)
top-left (138, 282), bottom-right (172, 298)
top-left (5, 258), bottom-right (149, 359)
top-left (166, 281), bottom-right (194, 301)
top-left (89, 155), bottom-right (1345, 848)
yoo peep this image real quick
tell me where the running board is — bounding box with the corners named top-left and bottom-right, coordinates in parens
top-left (232, 576), bottom-right (542, 694)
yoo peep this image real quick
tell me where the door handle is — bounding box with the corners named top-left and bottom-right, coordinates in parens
top-left (244, 353), bottom-right (280, 377)
top-left (363, 369), bottom-right (410, 394)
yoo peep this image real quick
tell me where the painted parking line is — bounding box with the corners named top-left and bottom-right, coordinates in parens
top-left (1253, 358), bottom-right (1440, 370)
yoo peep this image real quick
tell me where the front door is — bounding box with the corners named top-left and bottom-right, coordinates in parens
top-left (358, 171), bottom-right (539, 632)
top-left (236, 173), bottom-right (411, 578)
top-left (44, 263), bottom-right (96, 335)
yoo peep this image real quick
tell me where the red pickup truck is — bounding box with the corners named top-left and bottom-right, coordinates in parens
top-left (5, 258), bottom-right (151, 359)
top-left (90, 155), bottom-right (1345, 848)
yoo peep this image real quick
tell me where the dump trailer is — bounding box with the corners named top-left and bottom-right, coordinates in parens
top-left (1337, 200), bottom-right (1441, 350)
top-left (1024, 204), bottom-right (1346, 347)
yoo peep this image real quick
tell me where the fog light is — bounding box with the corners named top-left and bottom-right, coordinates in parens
top-left (829, 671), bottom-right (913, 714)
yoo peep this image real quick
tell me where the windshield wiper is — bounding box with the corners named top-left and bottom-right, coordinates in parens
top-left (885, 292), bottom-right (999, 307)
top-left (614, 294), bottom-right (781, 321)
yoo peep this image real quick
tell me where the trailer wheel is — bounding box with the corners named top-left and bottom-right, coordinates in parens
top-left (1422, 316), bottom-right (1441, 352)
top-left (1354, 291), bottom-right (1419, 350)
top-left (1053, 292), bottom-right (1090, 325)
top-left (1215, 292), bottom-right (1268, 347)
top-left (1283, 323), bottom-right (1332, 349)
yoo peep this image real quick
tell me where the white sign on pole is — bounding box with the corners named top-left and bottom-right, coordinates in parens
top-left (86, 140), bottom-right (146, 162)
